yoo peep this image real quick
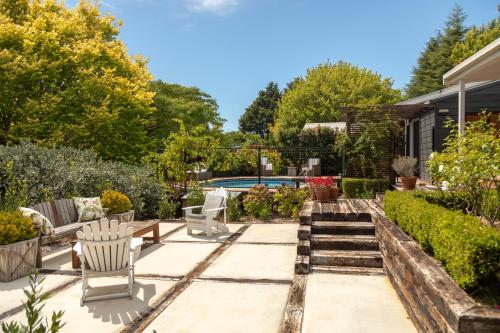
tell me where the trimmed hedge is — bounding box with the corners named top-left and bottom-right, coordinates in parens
top-left (342, 178), bottom-right (390, 198)
top-left (384, 191), bottom-right (500, 289)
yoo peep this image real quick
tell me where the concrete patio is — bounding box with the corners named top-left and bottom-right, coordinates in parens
top-left (0, 221), bottom-right (416, 332)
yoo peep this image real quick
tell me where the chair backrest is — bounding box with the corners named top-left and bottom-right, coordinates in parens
top-left (76, 219), bottom-right (132, 272)
top-left (207, 187), bottom-right (228, 201)
top-left (201, 195), bottom-right (224, 215)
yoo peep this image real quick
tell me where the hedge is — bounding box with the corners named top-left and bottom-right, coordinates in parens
top-left (384, 191), bottom-right (500, 289)
top-left (342, 178), bottom-right (390, 198)
top-left (0, 143), bottom-right (163, 219)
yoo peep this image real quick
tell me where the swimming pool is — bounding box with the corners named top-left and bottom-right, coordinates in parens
top-left (203, 177), bottom-right (300, 189)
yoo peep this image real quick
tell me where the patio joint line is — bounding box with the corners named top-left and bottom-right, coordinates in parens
top-left (120, 223), bottom-right (251, 333)
top-left (194, 276), bottom-right (292, 285)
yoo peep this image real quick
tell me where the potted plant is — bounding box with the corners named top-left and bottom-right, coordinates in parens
top-left (0, 211), bottom-right (39, 282)
top-left (309, 177), bottom-right (333, 202)
top-left (329, 182), bottom-right (340, 201)
top-left (392, 156), bottom-right (418, 190)
top-left (101, 190), bottom-right (134, 223)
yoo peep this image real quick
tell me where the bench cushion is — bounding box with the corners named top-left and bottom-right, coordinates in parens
top-left (73, 197), bottom-right (105, 222)
top-left (19, 207), bottom-right (54, 235)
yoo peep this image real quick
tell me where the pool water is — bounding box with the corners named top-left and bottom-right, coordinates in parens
top-left (203, 178), bottom-right (299, 189)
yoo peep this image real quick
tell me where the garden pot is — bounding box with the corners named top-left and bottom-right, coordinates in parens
top-left (0, 237), bottom-right (39, 282)
top-left (329, 187), bottom-right (340, 201)
top-left (401, 176), bottom-right (417, 190)
top-left (315, 188), bottom-right (330, 202)
top-left (107, 210), bottom-right (135, 223)
top-left (311, 188), bottom-right (317, 200)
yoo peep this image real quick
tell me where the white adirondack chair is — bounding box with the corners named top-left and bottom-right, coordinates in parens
top-left (75, 218), bottom-right (143, 305)
top-left (183, 187), bottom-right (229, 237)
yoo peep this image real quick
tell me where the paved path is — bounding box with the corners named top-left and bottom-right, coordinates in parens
top-left (0, 222), bottom-right (417, 333)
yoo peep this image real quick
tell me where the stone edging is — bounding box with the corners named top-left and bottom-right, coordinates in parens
top-left (371, 208), bottom-right (500, 333)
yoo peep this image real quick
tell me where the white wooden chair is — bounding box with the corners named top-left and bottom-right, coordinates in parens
top-left (75, 218), bottom-right (143, 305)
top-left (183, 187), bottom-right (229, 237)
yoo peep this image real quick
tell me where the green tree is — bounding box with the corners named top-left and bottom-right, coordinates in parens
top-left (239, 82), bottom-right (281, 138)
top-left (451, 6), bottom-right (500, 65)
top-left (271, 61), bottom-right (401, 145)
top-left (406, 5), bottom-right (467, 97)
top-left (0, 0), bottom-right (154, 162)
top-left (149, 80), bottom-right (224, 151)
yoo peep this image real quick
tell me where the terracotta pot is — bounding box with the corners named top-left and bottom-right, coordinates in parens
top-left (310, 187), bottom-right (317, 200)
top-left (315, 188), bottom-right (330, 202)
top-left (401, 176), bottom-right (417, 190)
top-left (329, 187), bottom-right (340, 201)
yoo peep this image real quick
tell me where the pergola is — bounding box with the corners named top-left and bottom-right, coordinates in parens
top-left (443, 37), bottom-right (500, 134)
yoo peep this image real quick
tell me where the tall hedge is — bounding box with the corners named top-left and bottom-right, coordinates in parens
top-left (342, 178), bottom-right (390, 198)
top-left (384, 191), bottom-right (500, 289)
top-left (0, 143), bottom-right (163, 219)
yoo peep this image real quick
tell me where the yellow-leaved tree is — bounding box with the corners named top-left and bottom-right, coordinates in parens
top-left (0, 0), bottom-right (154, 162)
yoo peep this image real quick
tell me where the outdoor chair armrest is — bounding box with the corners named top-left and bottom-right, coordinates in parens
top-left (182, 205), bottom-right (203, 210)
top-left (204, 206), bottom-right (227, 212)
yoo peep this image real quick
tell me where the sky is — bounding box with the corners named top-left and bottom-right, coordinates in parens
top-left (72, 0), bottom-right (499, 130)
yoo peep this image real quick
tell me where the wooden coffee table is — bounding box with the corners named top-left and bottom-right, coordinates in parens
top-left (71, 220), bottom-right (160, 269)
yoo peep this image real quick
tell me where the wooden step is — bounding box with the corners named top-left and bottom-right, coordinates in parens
top-left (311, 235), bottom-right (379, 251)
top-left (311, 265), bottom-right (385, 275)
top-left (311, 250), bottom-right (383, 268)
top-left (312, 221), bottom-right (375, 235)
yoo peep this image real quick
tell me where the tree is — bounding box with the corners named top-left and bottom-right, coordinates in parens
top-left (149, 80), bottom-right (224, 151)
top-left (271, 61), bottom-right (401, 146)
top-left (406, 5), bottom-right (467, 97)
top-left (239, 82), bottom-right (281, 138)
top-left (451, 6), bottom-right (500, 65)
top-left (0, 0), bottom-right (154, 162)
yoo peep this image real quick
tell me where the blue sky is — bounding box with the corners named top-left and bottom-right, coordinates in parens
top-left (82, 0), bottom-right (499, 130)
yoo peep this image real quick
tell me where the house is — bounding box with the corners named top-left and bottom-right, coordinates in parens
top-left (397, 80), bottom-right (500, 180)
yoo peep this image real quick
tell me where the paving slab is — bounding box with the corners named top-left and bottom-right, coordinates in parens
top-left (4, 277), bottom-right (175, 333)
top-left (165, 223), bottom-right (242, 243)
top-left (135, 241), bottom-right (219, 276)
top-left (0, 273), bottom-right (78, 316)
top-left (43, 247), bottom-right (74, 271)
top-left (142, 222), bottom-right (185, 238)
top-left (302, 273), bottom-right (417, 333)
top-left (201, 244), bottom-right (296, 280)
top-left (144, 280), bottom-right (290, 333)
top-left (236, 223), bottom-right (298, 244)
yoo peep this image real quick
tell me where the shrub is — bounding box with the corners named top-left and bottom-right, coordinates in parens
top-left (243, 185), bottom-right (273, 219)
top-left (157, 196), bottom-right (179, 220)
top-left (0, 143), bottom-right (163, 219)
top-left (384, 191), bottom-right (500, 289)
top-left (101, 190), bottom-right (133, 214)
top-left (392, 156), bottom-right (417, 177)
top-left (227, 194), bottom-right (243, 221)
top-left (427, 114), bottom-right (500, 226)
top-left (185, 182), bottom-right (205, 207)
top-left (0, 211), bottom-right (37, 245)
top-left (273, 186), bottom-right (310, 218)
top-left (342, 178), bottom-right (390, 198)
top-left (0, 161), bottom-right (28, 212)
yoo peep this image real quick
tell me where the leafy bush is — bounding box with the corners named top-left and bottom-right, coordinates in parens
top-left (0, 143), bottom-right (163, 219)
top-left (227, 194), bottom-right (243, 221)
top-left (0, 211), bottom-right (37, 245)
top-left (1, 270), bottom-right (64, 332)
top-left (101, 190), bottom-right (133, 214)
top-left (384, 191), bottom-right (500, 289)
top-left (0, 161), bottom-right (28, 212)
top-left (273, 186), bottom-right (310, 218)
top-left (157, 197), bottom-right (179, 220)
top-left (185, 182), bottom-right (205, 207)
top-left (243, 185), bottom-right (273, 219)
top-left (427, 114), bottom-right (499, 226)
top-left (342, 178), bottom-right (390, 198)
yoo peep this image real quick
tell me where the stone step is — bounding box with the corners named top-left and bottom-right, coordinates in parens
top-left (312, 221), bottom-right (375, 235)
top-left (311, 235), bottom-right (379, 251)
top-left (311, 265), bottom-right (385, 276)
top-left (310, 250), bottom-right (383, 268)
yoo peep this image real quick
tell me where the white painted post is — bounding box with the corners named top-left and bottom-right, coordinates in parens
top-left (458, 80), bottom-right (465, 136)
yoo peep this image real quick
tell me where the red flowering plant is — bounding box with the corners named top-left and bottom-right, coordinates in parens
top-left (306, 177), bottom-right (334, 191)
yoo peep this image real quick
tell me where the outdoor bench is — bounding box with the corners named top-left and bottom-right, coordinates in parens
top-left (30, 198), bottom-right (108, 267)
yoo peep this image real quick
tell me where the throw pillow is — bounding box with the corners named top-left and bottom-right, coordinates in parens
top-left (73, 197), bottom-right (105, 222)
top-left (19, 207), bottom-right (55, 236)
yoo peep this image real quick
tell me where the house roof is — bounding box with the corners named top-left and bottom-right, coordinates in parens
top-left (303, 122), bottom-right (346, 131)
top-left (443, 38), bottom-right (500, 85)
top-left (396, 80), bottom-right (499, 105)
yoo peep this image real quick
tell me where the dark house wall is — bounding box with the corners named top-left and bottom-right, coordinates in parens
top-left (433, 82), bottom-right (500, 152)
